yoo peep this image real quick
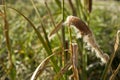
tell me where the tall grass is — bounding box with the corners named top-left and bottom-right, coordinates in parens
top-left (0, 0), bottom-right (120, 80)
top-left (1, 1), bottom-right (16, 80)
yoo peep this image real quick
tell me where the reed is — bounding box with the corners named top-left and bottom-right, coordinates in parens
top-left (0, 0), bottom-right (120, 80)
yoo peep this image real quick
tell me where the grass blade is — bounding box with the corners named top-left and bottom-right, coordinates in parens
top-left (68, 0), bottom-right (77, 16)
top-left (2, 0), bottom-right (13, 71)
top-left (44, 1), bottom-right (61, 42)
top-left (31, 51), bottom-right (60, 80)
top-left (2, 1), bottom-right (16, 80)
top-left (110, 64), bottom-right (120, 80)
top-left (49, 21), bottom-right (62, 37)
top-left (30, 0), bottom-right (51, 49)
top-left (101, 30), bottom-right (120, 80)
top-left (9, 7), bottom-right (49, 54)
top-left (9, 7), bottom-right (60, 72)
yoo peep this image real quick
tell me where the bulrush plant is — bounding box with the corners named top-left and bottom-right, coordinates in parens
top-left (2, 0), bottom-right (120, 80)
top-left (50, 16), bottom-right (109, 64)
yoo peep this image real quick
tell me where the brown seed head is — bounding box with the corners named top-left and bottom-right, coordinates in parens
top-left (64, 16), bottom-right (92, 35)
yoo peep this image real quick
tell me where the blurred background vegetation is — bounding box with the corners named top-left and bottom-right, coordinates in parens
top-left (0, 0), bottom-right (120, 80)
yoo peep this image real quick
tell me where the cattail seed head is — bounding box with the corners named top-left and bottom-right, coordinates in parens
top-left (64, 16), bottom-right (109, 64)
top-left (50, 15), bottom-right (109, 64)
top-left (64, 16), bottom-right (92, 36)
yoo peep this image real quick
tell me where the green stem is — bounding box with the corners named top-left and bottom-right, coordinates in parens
top-left (82, 42), bottom-right (87, 80)
top-left (3, 0), bottom-right (13, 71)
top-left (61, 0), bottom-right (67, 80)
top-left (61, 0), bottom-right (65, 66)
top-left (30, 0), bottom-right (51, 49)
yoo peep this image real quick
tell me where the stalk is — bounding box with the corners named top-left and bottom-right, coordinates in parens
top-left (3, 0), bottom-right (13, 72)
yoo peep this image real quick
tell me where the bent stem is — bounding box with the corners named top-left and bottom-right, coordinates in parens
top-left (31, 51), bottom-right (60, 80)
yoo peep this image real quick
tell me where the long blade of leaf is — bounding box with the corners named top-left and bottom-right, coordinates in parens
top-left (30, 0), bottom-right (51, 49)
top-left (44, 1), bottom-right (62, 44)
top-left (101, 30), bottom-right (120, 80)
top-left (49, 21), bottom-right (63, 37)
top-left (31, 51), bottom-right (59, 80)
top-left (9, 7), bottom-right (60, 72)
top-left (3, 1), bottom-right (15, 80)
top-left (9, 7), bottom-right (49, 52)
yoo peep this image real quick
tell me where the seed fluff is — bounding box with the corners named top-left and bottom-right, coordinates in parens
top-left (64, 16), bottom-right (109, 64)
